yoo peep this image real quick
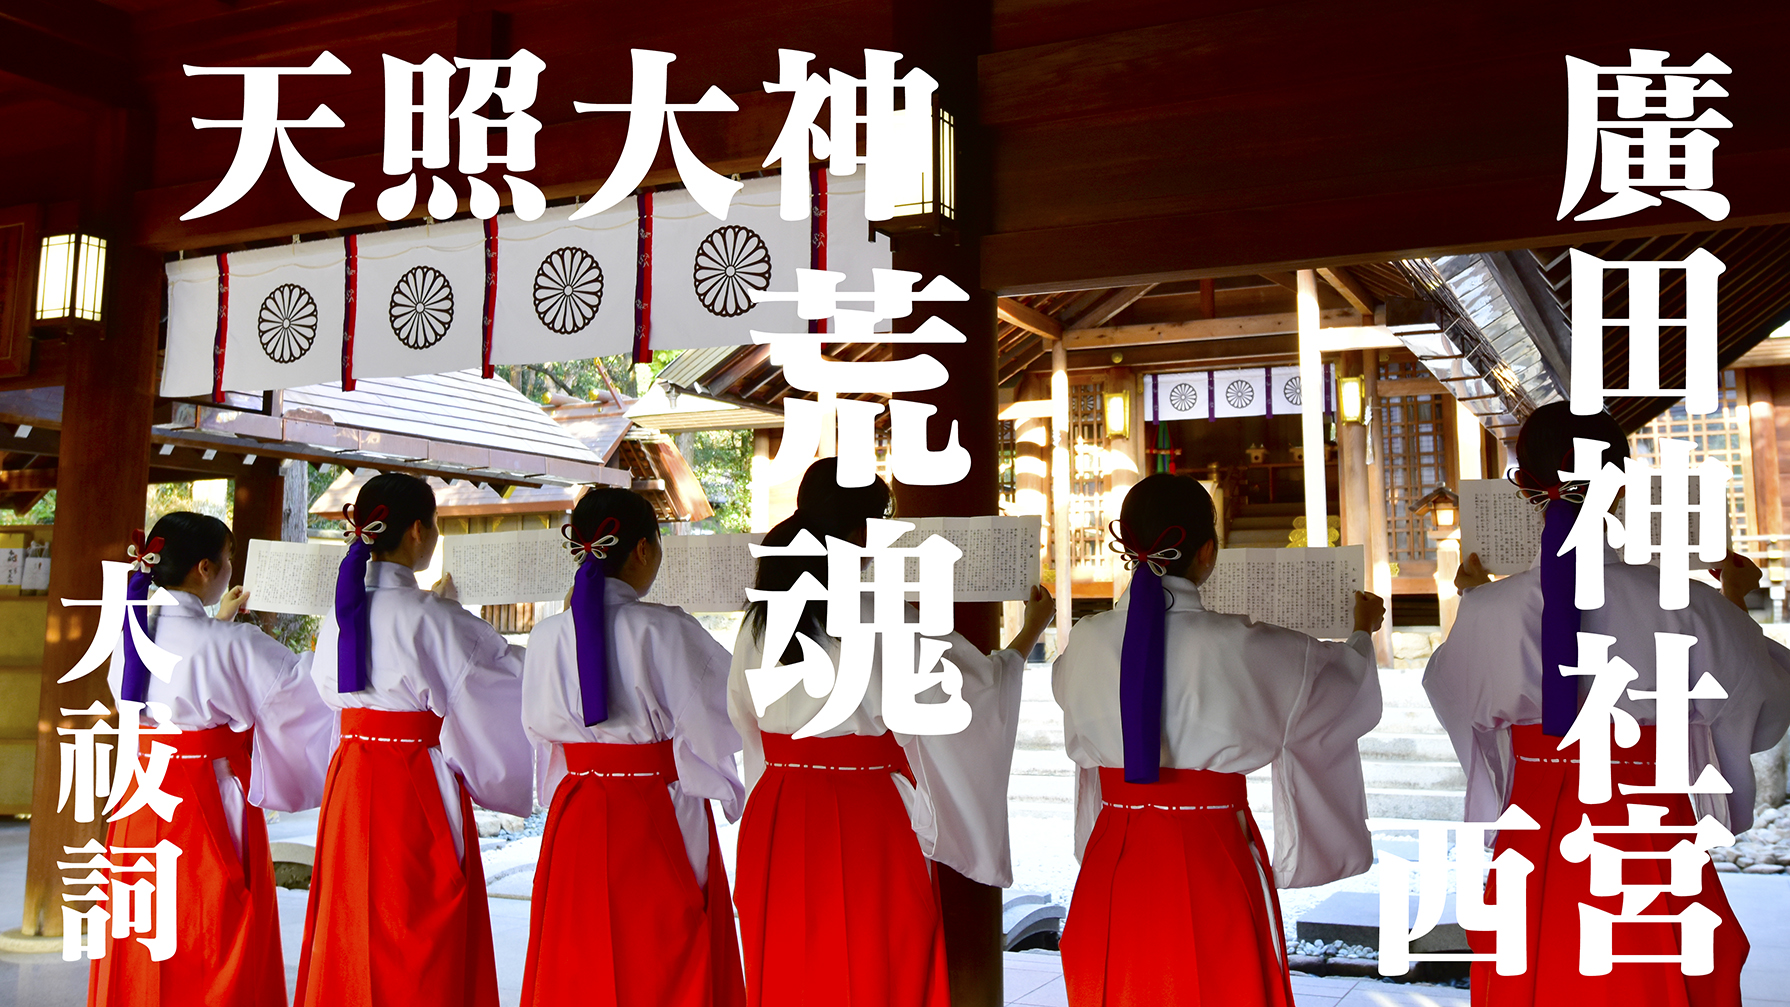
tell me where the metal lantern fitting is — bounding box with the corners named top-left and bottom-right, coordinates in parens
top-left (1336, 374), bottom-right (1366, 424)
top-left (874, 100), bottom-right (956, 238)
top-left (1103, 391), bottom-right (1129, 438)
top-left (35, 233), bottom-right (107, 331)
top-left (1411, 485), bottom-right (1461, 531)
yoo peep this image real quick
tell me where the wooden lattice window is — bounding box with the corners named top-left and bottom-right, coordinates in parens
top-left (997, 419), bottom-right (1017, 507)
top-left (1069, 381), bottom-right (1109, 568)
top-left (1630, 369), bottom-right (1751, 543)
top-left (1379, 360), bottom-right (1454, 565)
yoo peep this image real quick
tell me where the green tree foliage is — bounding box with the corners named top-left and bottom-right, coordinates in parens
top-left (685, 429), bottom-right (755, 533)
top-left (0, 491), bottom-right (55, 525)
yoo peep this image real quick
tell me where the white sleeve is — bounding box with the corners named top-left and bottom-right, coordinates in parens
top-left (1423, 631), bottom-right (1512, 825)
top-left (242, 632), bottom-right (334, 813)
top-left (727, 629), bottom-right (767, 798)
top-left (520, 632), bottom-right (564, 811)
top-left (898, 643), bottom-right (1026, 889)
top-left (440, 608), bottom-right (533, 817)
top-left (1267, 631), bottom-right (1380, 889)
top-left (1072, 765), bottom-right (1103, 864)
top-left (661, 612), bottom-right (747, 822)
top-left (1699, 614), bottom-right (1790, 834)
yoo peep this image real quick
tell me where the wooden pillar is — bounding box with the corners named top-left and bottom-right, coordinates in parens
top-left (230, 465), bottom-right (288, 586)
top-left (1360, 351), bottom-right (1393, 665)
top-left (1296, 269), bottom-right (1327, 546)
top-left (1455, 401), bottom-right (1484, 481)
top-left (16, 245), bottom-right (159, 938)
top-left (1051, 338), bottom-right (1072, 647)
top-left (1337, 356), bottom-right (1372, 554)
top-left (890, 2), bottom-right (1003, 999)
top-left (750, 429), bottom-right (773, 533)
top-left (1744, 368), bottom-right (1785, 615)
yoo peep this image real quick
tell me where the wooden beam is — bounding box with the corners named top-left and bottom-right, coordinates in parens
top-left (996, 297), bottom-right (1062, 340)
top-left (1064, 308), bottom-right (1357, 351)
top-left (1375, 376), bottom-right (1448, 397)
top-left (1066, 284), bottom-right (1156, 329)
top-left (0, 467), bottom-right (55, 492)
top-left (0, 2), bottom-right (133, 107)
top-left (1317, 266), bottom-right (1376, 315)
top-left (1261, 272), bottom-right (1299, 291)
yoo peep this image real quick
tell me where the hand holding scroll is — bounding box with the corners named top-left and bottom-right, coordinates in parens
top-left (216, 586), bottom-right (249, 621)
top-left (1711, 551), bottom-right (1762, 612)
top-left (1455, 552), bottom-right (1493, 594)
top-left (1352, 590), bottom-right (1385, 634)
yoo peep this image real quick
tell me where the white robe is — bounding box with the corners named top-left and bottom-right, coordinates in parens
top-left (1424, 547), bottom-right (1790, 834)
top-left (1052, 576), bottom-right (1381, 889)
top-left (312, 561), bottom-right (532, 858)
top-left (727, 608), bottom-right (1027, 888)
top-left (523, 578), bottom-right (746, 885)
top-left (114, 589), bottom-right (333, 856)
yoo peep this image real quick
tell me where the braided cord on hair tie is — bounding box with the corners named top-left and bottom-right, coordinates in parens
top-left (1107, 521), bottom-right (1187, 577)
top-left (342, 502), bottom-right (390, 545)
top-left (562, 516), bottom-right (622, 564)
top-left (1508, 469), bottom-right (1587, 510)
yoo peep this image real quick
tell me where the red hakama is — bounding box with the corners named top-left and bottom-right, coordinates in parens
top-left (294, 709), bottom-right (498, 1007)
top-left (89, 726), bottom-right (284, 1007)
top-left (1472, 725), bottom-right (1748, 1007)
top-left (1062, 767), bottom-right (1291, 1007)
top-left (734, 732), bottom-right (949, 1007)
top-left (521, 739), bottom-right (745, 1007)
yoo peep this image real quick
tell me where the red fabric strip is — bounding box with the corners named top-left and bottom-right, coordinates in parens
top-left (211, 253), bottom-right (229, 403)
top-left (632, 190), bottom-right (653, 364)
top-left (482, 216), bottom-right (498, 378)
top-left (341, 234), bottom-right (358, 391)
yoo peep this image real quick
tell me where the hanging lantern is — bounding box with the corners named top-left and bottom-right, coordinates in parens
top-left (34, 233), bottom-right (107, 330)
top-left (874, 99), bottom-right (956, 237)
top-left (1411, 485), bottom-right (1461, 532)
top-left (1336, 374), bottom-right (1366, 424)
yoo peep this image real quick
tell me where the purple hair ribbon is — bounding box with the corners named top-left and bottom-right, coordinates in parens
top-left (1109, 521), bottom-right (1186, 783)
top-left (565, 517), bottom-right (621, 726)
top-left (334, 503), bottom-right (387, 693)
top-left (118, 530), bottom-right (165, 704)
top-left (1538, 499), bottom-right (1581, 737)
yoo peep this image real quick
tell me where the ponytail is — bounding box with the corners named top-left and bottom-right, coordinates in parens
top-left (1513, 402), bottom-right (1628, 737)
top-left (1109, 473), bottom-right (1214, 783)
top-left (564, 487), bottom-right (660, 725)
top-left (334, 472), bottom-right (436, 692)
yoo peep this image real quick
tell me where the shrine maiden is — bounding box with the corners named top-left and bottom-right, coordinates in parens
top-left (519, 487), bottom-right (747, 1007)
top-left (1425, 403), bottom-right (1790, 1007)
top-left (1052, 473), bottom-right (1385, 1007)
top-left (728, 459), bottom-right (1054, 1007)
top-left (299, 473), bottom-right (531, 1007)
top-left (93, 512), bottom-right (332, 1007)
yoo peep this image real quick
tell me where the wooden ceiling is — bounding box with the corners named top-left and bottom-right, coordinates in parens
top-left (2, 0), bottom-right (1787, 424)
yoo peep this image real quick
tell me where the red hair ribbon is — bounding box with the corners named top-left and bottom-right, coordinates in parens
top-left (562, 516), bottom-right (622, 564)
top-left (1107, 521), bottom-right (1187, 578)
top-left (1509, 469), bottom-right (1588, 509)
top-left (342, 503), bottom-right (390, 545)
top-left (127, 530), bottom-right (165, 573)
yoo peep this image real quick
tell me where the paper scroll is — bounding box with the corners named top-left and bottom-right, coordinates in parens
top-left (442, 528), bottom-right (574, 606)
top-left (648, 533), bottom-right (767, 612)
top-left (242, 539), bottom-right (347, 616)
top-left (1198, 545), bottom-right (1365, 639)
top-left (1459, 479), bottom-right (1543, 576)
